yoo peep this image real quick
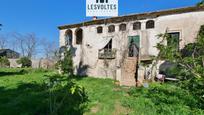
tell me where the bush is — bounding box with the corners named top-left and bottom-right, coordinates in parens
top-left (156, 25), bottom-right (204, 108)
top-left (0, 56), bottom-right (10, 67)
top-left (44, 74), bottom-right (88, 114)
top-left (56, 49), bottom-right (73, 75)
top-left (17, 57), bottom-right (32, 68)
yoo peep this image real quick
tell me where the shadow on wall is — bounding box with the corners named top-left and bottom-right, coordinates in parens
top-left (71, 47), bottom-right (77, 57)
top-left (76, 61), bottom-right (89, 76)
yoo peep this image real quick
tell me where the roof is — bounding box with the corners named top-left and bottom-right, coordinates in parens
top-left (0, 49), bottom-right (19, 54)
top-left (0, 49), bottom-right (8, 54)
top-left (58, 6), bottom-right (204, 30)
top-left (0, 49), bottom-right (20, 58)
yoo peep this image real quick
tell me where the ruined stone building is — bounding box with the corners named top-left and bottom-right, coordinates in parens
top-left (58, 6), bottom-right (204, 86)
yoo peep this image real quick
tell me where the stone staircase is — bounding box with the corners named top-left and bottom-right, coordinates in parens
top-left (120, 57), bottom-right (138, 86)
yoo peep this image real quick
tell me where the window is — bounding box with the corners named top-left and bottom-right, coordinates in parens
top-left (104, 39), bottom-right (112, 51)
top-left (146, 20), bottom-right (155, 29)
top-left (119, 24), bottom-right (126, 31)
top-left (167, 32), bottom-right (180, 51)
top-left (97, 26), bottom-right (103, 34)
top-left (133, 22), bottom-right (141, 30)
top-left (108, 25), bottom-right (115, 33)
top-left (128, 36), bottom-right (140, 57)
top-left (98, 39), bottom-right (116, 59)
top-left (75, 28), bottom-right (83, 45)
top-left (65, 29), bottom-right (72, 46)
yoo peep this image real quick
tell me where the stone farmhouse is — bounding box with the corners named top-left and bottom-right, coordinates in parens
top-left (58, 6), bottom-right (204, 86)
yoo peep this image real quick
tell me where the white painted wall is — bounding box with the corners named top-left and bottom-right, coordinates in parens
top-left (59, 11), bottom-right (204, 80)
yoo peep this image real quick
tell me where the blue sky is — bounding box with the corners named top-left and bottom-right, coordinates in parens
top-left (0, 0), bottom-right (201, 45)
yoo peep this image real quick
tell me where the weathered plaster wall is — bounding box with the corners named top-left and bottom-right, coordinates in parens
top-left (156, 11), bottom-right (204, 49)
top-left (59, 11), bottom-right (204, 80)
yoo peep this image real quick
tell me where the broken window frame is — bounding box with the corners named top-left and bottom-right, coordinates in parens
top-left (98, 39), bottom-right (116, 59)
top-left (104, 39), bottom-right (112, 52)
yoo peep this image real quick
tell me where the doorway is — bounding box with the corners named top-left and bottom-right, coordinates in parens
top-left (128, 36), bottom-right (140, 57)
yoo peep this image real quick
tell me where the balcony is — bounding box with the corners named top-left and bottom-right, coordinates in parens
top-left (98, 49), bottom-right (116, 59)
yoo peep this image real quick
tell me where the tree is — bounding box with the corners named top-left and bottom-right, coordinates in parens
top-left (12, 33), bottom-right (26, 57)
top-left (0, 57), bottom-right (10, 67)
top-left (0, 34), bottom-right (7, 49)
top-left (156, 27), bottom-right (204, 79)
top-left (39, 39), bottom-right (58, 69)
top-left (42, 39), bottom-right (58, 60)
top-left (25, 33), bottom-right (37, 58)
top-left (17, 57), bottom-right (32, 67)
top-left (12, 32), bottom-right (38, 58)
top-left (155, 25), bottom-right (204, 108)
top-left (197, 0), bottom-right (204, 6)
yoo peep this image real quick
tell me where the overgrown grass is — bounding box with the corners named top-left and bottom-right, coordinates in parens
top-left (0, 68), bottom-right (49, 114)
top-left (0, 68), bottom-right (204, 115)
top-left (0, 68), bottom-right (87, 115)
top-left (74, 78), bottom-right (128, 115)
top-left (122, 83), bottom-right (204, 115)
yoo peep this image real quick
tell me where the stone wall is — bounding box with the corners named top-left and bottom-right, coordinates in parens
top-left (9, 59), bottom-right (21, 68)
top-left (9, 59), bottom-right (56, 69)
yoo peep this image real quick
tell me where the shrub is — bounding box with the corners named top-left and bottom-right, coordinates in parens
top-left (44, 74), bottom-right (88, 114)
top-left (122, 83), bottom-right (204, 115)
top-left (56, 49), bottom-right (73, 76)
top-left (17, 57), bottom-right (32, 68)
top-left (155, 25), bottom-right (204, 109)
top-left (0, 56), bottom-right (10, 67)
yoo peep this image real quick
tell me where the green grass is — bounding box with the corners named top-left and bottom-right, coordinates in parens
top-left (74, 78), bottom-right (128, 115)
top-left (0, 68), bottom-right (204, 115)
top-left (0, 68), bottom-right (49, 115)
top-left (122, 83), bottom-right (204, 115)
top-left (0, 68), bottom-right (128, 115)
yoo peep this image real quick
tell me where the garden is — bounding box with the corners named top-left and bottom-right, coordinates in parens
top-left (0, 68), bottom-right (204, 115)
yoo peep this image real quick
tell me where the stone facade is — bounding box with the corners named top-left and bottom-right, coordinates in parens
top-left (58, 6), bottom-right (204, 86)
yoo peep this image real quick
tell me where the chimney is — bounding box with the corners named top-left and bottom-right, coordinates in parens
top-left (93, 16), bottom-right (97, 20)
